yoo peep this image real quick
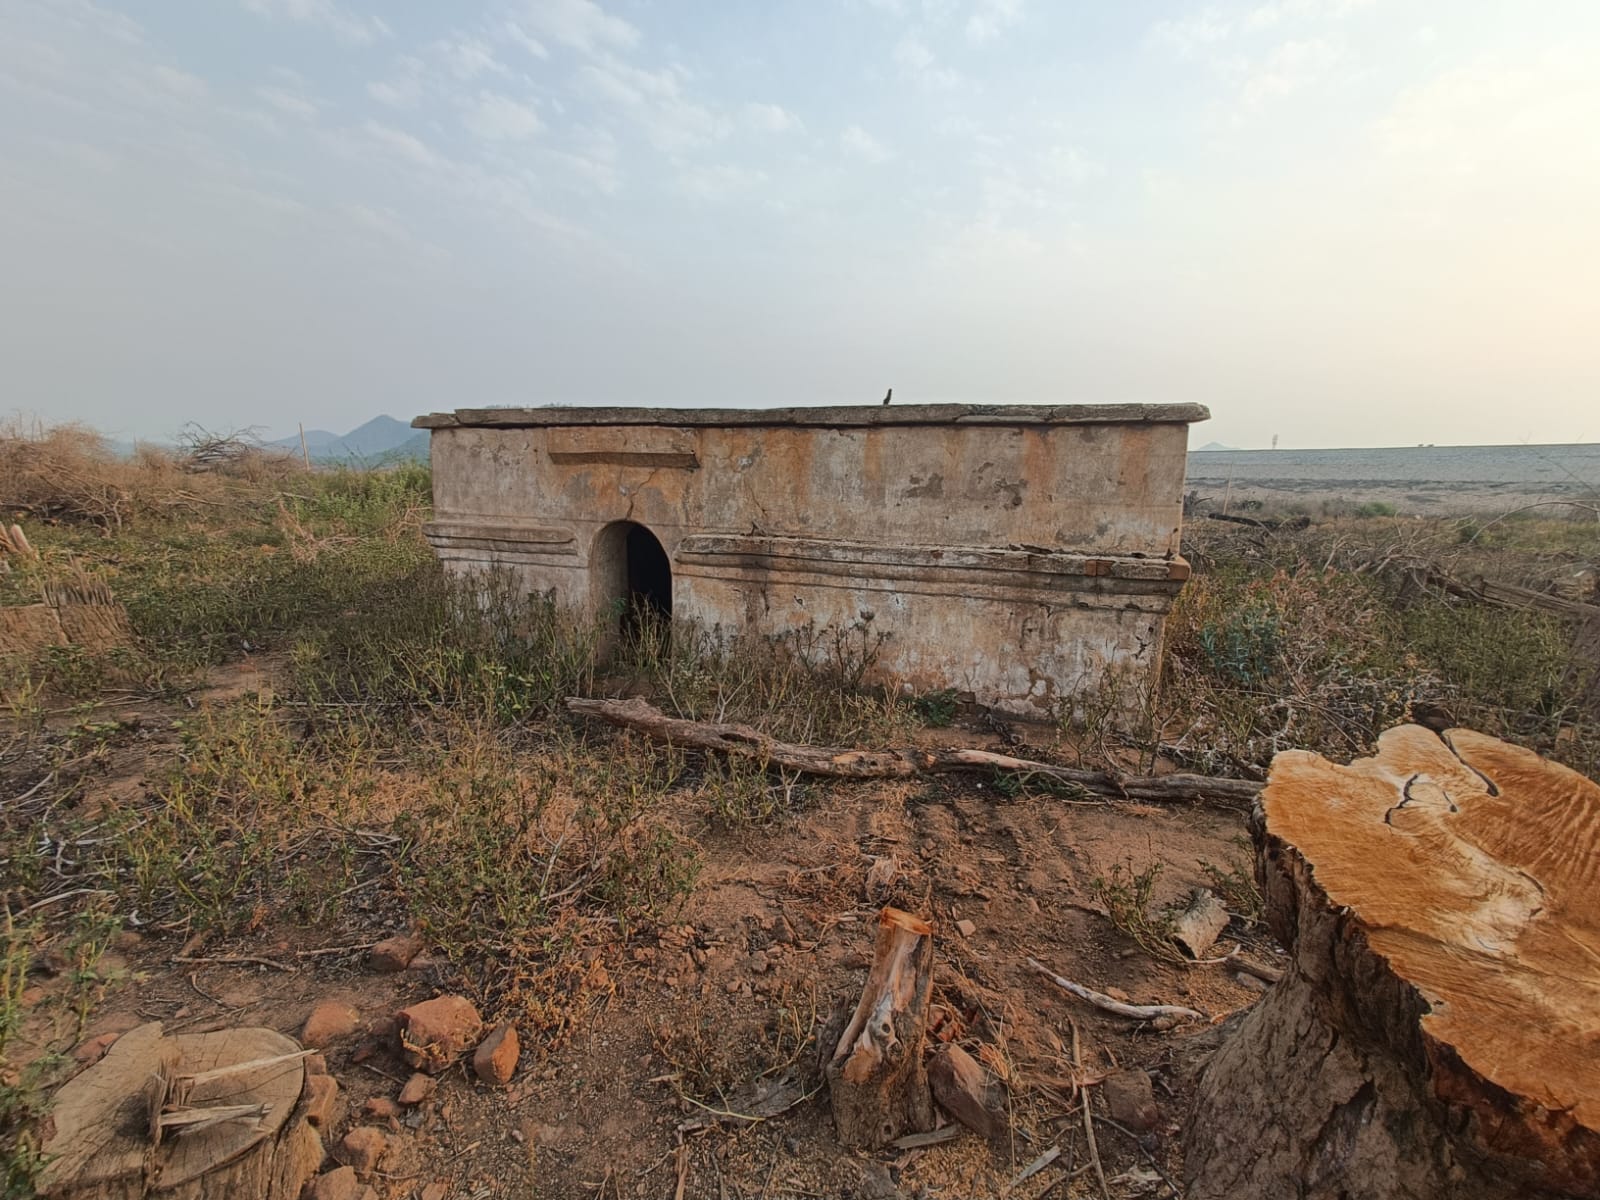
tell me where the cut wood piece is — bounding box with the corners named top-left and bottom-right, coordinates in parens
top-left (1184, 725), bottom-right (1600, 1200)
top-left (43, 1022), bottom-right (323, 1200)
top-left (565, 696), bottom-right (1261, 810)
top-left (927, 1044), bottom-right (1005, 1139)
top-left (827, 907), bottom-right (937, 1148)
top-left (1169, 888), bottom-right (1229, 959)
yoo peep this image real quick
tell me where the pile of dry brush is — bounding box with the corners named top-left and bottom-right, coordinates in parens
top-left (0, 419), bottom-right (305, 530)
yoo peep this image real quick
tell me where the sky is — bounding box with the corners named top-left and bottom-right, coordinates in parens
top-left (2, 0), bottom-right (1597, 449)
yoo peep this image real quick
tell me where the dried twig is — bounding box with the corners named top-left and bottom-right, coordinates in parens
top-left (173, 954), bottom-right (294, 972)
top-left (1028, 958), bottom-right (1206, 1028)
top-left (1072, 1020), bottom-right (1109, 1200)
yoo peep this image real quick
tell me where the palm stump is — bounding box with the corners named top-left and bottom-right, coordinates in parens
top-left (1184, 725), bottom-right (1599, 1199)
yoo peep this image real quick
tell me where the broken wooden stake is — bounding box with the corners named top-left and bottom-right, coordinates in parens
top-left (565, 696), bottom-right (1262, 810)
top-left (826, 907), bottom-right (937, 1148)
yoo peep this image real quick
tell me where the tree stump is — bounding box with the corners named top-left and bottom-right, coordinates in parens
top-left (826, 907), bottom-right (937, 1148)
top-left (1184, 725), bottom-right (1600, 1199)
top-left (41, 1022), bottom-right (324, 1200)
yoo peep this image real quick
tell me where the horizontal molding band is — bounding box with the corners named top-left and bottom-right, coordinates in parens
top-left (674, 534), bottom-right (1189, 585)
top-left (672, 564), bottom-right (1178, 613)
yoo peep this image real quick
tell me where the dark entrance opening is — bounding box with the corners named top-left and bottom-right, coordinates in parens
top-left (622, 523), bottom-right (672, 640)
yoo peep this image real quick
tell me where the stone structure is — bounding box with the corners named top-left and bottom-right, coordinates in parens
top-left (413, 404), bottom-right (1206, 716)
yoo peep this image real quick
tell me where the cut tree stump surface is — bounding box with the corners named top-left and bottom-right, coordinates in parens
top-left (1185, 725), bottom-right (1600, 1199)
top-left (42, 1022), bottom-right (320, 1199)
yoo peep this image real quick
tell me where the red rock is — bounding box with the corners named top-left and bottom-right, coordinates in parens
top-left (1100, 1068), bottom-right (1159, 1132)
top-left (304, 1052), bottom-right (329, 1076)
top-left (396, 994), bottom-right (483, 1073)
top-left (301, 999), bottom-right (361, 1048)
top-left (928, 1043), bottom-right (1005, 1139)
top-left (472, 1024), bottom-right (520, 1086)
top-left (336, 1126), bottom-right (387, 1178)
top-left (19, 986), bottom-right (45, 1009)
top-left (302, 1073), bottom-right (341, 1128)
top-left (398, 1073), bottom-right (437, 1105)
top-left (308, 1166), bottom-right (363, 1200)
top-left (364, 1096), bottom-right (400, 1119)
top-left (368, 933), bottom-right (425, 972)
top-left (955, 919), bottom-right (977, 938)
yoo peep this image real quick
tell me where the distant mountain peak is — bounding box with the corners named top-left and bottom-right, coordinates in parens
top-left (270, 414), bottom-right (425, 462)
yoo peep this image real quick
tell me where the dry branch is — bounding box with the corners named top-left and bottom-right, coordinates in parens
top-left (1027, 958), bottom-right (1206, 1029)
top-left (565, 697), bottom-right (1262, 810)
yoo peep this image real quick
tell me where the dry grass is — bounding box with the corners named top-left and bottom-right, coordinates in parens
top-left (0, 416), bottom-right (303, 531)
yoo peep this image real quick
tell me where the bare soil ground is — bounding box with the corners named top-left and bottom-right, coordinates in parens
top-left (11, 681), bottom-right (1265, 1200)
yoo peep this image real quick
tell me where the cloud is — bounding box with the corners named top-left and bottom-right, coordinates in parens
top-left (1240, 38), bottom-right (1342, 105)
top-left (1244, 0), bottom-right (1376, 31)
top-left (581, 57), bottom-right (728, 152)
top-left (1151, 9), bottom-right (1233, 60)
top-left (513, 0), bottom-right (639, 56)
top-left (676, 162), bottom-right (768, 202)
top-left (966, 0), bottom-right (1023, 45)
top-left (240, 0), bottom-right (391, 45)
top-left (463, 92), bottom-right (543, 141)
top-left (744, 102), bottom-right (802, 134)
top-left (365, 56), bottom-right (424, 109)
top-left (257, 84), bottom-right (316, 119)
top-left (438, 35), bottom-right (506, 80)
top-left (151, 63), bottom-right (207, 100)
top-left (841, 124), bottom-right (890, 163)
top-left (364, 120), bottom-right (445, 169)
top-left (893, 35), bottom-right (962, 89)
top-left (503, 22), bottom-right (550, 60)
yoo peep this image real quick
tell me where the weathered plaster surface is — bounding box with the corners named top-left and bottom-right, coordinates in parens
top-left (415, 404), bottom-right (1206, 717)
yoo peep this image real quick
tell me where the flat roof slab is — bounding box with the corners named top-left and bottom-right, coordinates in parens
top-left (413, 402), bottom-right (1210, 431)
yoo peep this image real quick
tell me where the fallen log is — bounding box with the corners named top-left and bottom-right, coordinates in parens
top-left (564, 696), bottom-right (1262, 810)
top-left (1184, 724), bottom-right (1600, 1199)
top-left (827, 907), bottom-right (937, 1148)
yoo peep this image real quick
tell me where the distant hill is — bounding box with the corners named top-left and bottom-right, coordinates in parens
top-left (1195, 441), bottom-right (1239, 451)
top-left (271, 415), bottom-right (426, 463)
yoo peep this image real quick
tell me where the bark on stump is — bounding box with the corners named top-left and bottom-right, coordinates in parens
top-left (1184, 725), bottom-right (1600, 1199)
top-left (41, 1022), bottom-right (323, 1200)
top-left (826, 907), bottom-right (937, 1148)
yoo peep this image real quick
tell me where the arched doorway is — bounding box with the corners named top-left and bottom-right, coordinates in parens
top-left (592, 521), bottom-right (672, 645)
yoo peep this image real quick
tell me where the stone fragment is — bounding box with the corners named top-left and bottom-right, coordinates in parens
top-left (308, 1166), bottom-right (363, 1200)
top-left (928, 1043), bottom-right (1005, 1139)
top-left (396, 994), bottom-right (483, 1073)
top-left (336, 1126), bottom-right (388, 1178)
top-left (1100, 1068), bottom-right (1159, 1132)
top-left (368, 932), bottom-right (425, 973)
top-left (473, 1023), bottom-right (520, 1085)
top-left (398, 1072), bottom-right (437, 1105)
top-left (955, 919), bottom-right (977, 938)
top-left (301, 999), bottom-right (361, 1048)
top-left (364, 1096), bottom-right (400, 1119)
top-left (302, 1073), bottom-right (341, 1127)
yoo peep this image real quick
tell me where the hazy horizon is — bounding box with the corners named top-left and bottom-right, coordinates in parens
top-left (4, 1), bottom-right (1597, 450)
